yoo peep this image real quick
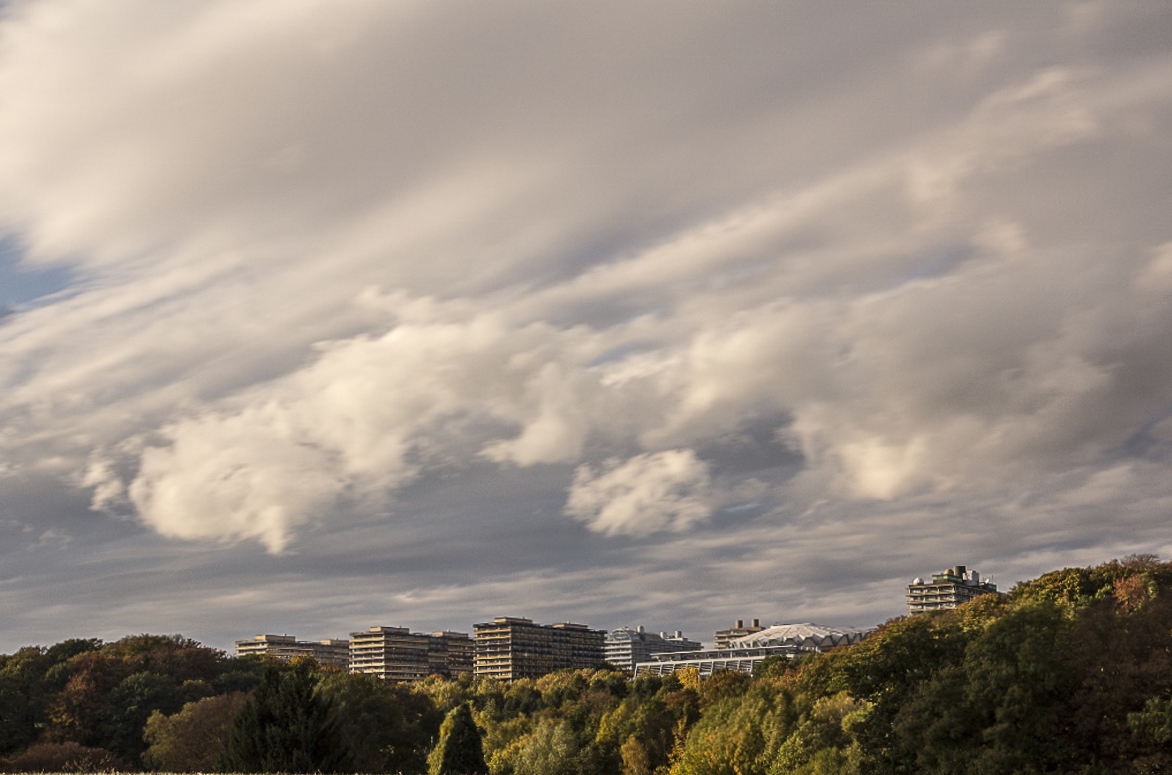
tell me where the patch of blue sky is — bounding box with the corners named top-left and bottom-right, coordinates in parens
top-left (0, 237), bottom-right (75, 312)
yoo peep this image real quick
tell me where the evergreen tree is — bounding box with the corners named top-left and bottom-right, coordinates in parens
top-left (222, 662), bottom-right (350, 773)
top-left (429, 702), bottom-right (487, 775)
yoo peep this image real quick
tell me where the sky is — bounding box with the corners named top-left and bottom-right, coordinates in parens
top-left (1, 0), bottom-right (1172, 654)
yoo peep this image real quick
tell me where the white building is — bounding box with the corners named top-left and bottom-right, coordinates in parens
top-left (907, 565), bottom-right (1000, 615)
top-left (604, 626), bottom-right (703, 673)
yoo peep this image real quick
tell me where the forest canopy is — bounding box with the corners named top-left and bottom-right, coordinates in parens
top-left (2, 556), bottom-right (1172, 774)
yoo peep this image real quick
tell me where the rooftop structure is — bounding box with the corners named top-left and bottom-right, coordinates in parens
top-left (473, 616), bottom-right (605, 681)
top-left (714, 618), bottom-right (765, 649)
top-left (349, 626), bottom-right (472, 681)
top-left (604, 626), bottom-right (703, 674)
top-left (234, 634), bottom-right (350, 669)
top-left (907, 565), bottom-right (1000, 615)
top-left (729, 622), bottom-right (871, 650)
top-left (636, 622), bottom-right (870, 677)
top-left (634, 644), bottom-right (799, 677)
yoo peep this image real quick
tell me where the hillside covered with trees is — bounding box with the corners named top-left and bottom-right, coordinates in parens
top-left (3, 556), bottom-right (1172, 774)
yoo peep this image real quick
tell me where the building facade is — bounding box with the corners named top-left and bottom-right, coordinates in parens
top-left (907, 565), bottom-right (1000, 615)
top-left (604, 626), bottom-right (703, 674)
top-left (473, 616), bottom-right (605, 680)
top-left (349, 626), bottom-right (472, 681)
top-left (234, 634), bottom-right (350, 669)
top-left (634, 644), bottom-right (799, 677)
top-left (714, 618), bottom-right (765, 649)
top-left (428, 630), bottom-right (475, 676)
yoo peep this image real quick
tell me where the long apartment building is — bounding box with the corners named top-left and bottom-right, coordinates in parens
top-left (234, 634), bottom-right (350, 669)
top-left (349, 626), bottom-right (473, 681)
top-left (473, 616), bottom-right (605, 680)
top-left (604, 626), bottom-right (703, 674)
top-left (907, 565), bottom-right (1000, 615)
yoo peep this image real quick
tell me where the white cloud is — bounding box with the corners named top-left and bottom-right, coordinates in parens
top-left (0, 1), bottom-right (1169, 641)
top-left (565, 450), bottom-right (714, 536)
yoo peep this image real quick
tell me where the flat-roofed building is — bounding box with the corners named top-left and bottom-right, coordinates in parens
top-left (350, 626), bottom-right (473, 681)
top-left (234, 634), bottom-right (350, 669)
top-left (907, 565), bottom-right (1000, 615)
top-left (473, 616), bottom-right (605, 680)
top-left (714, 618), bottom-right (765, 649)
top-left (604, 626), bottom-right (703, 674)
top-left (429, 630), bottom-right (474, 676)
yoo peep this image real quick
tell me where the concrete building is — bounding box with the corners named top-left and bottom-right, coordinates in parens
top-left (636, 622), bottom-right (871, 677)
top-left (428, 630), bottom-right (475, 676)
top-left (714, 618), bottom-right (765, 649)
top-left (473, 616), bottom-right (605, 680)
top-left (604, 626), bottom-right (703, 674)
top-left (234, 634), bottom-right (350, 669)
top-left (349, 626), bottom-right (472, 681)
top-left (907, 565), bottom-right (1000, 615)
top-left (634, 644), bottom-right (799, 677)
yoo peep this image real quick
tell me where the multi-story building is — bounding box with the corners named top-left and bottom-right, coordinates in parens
top-left (428, 630), bottom-right (475, 676)
top-left (714, 618), bottom-right (765, 649)
top-left (349, 626), bottom-right (473, 681)
top-left (907, 565), bottom-right (1000, 615)
top-left (635, 623), bottom-right (870, 677)
top-left (234, 634), bottom-right (350, 669)
top-left (604, 626), bottom-right (703, 674)
top-left (473, 616), bottom-right (605, 680)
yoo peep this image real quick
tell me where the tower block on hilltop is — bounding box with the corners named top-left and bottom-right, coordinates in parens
top-left (906, 564), bottom-right (1000, 614)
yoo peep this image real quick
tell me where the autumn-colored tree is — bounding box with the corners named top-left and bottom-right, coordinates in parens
top-left (0, 741), bottom-right (124, 773)
top-left (142, 691), bottom-right (248, 772)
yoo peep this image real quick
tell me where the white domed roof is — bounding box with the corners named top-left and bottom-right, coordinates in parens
top-left (728, 622), bottom-right (870, 649)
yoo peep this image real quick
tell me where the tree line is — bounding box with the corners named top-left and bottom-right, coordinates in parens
top-left (4, 555), bottom-right (1172, 773)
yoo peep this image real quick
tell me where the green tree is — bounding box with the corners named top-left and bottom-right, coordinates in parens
top-left (513, 718), bottom-right (578, 775)
top-left (0, 640), bottom-right (103, 756)
top-left (100, 671), bottom-right (185, 762)
top-left (768, 692), bottom-right (866, 775)
top-left (429, 702), bottom-right (487, 775)
top-left (222, 662), bottom-right (350, 773)
top-left (142, 692), bottom-right (248, 772)
top-left (669, 689), bottom-right (783, 775)
top-left (0, 648), bottom-right (49, 755)
top-left (318, 670), bottom-right (436, 774)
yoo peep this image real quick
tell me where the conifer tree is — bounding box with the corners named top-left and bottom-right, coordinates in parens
top-left (429, 702), bottom-right (487, 775)
top-left (222, 662), bottom-right (350, 773)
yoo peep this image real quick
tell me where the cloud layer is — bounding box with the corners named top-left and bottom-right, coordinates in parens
top-left (1, 0), bottom-right (1171, 648)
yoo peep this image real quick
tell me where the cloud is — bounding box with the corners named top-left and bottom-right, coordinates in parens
top-left (0, 1), bottom-right (1171, 646)
top-left (565, 450), bottom-right (713, 536)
